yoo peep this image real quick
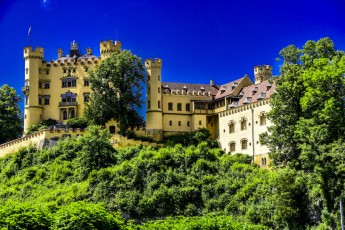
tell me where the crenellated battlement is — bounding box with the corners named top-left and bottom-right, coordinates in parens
top-left (145, 58), bottom-right (162, 69)
top-left (254, 65), bottom-right (272, 84)
top-left (254, 65), bottom-right (272, 76)
top-left (100, 40), bottom-right (122, 57)
top-left (24, 46), bottom-right (44, 60)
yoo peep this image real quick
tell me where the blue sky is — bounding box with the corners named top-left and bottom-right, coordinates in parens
top-left (1, 0), bottom-right (345, 113)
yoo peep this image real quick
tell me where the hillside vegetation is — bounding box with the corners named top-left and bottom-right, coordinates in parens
top-left (0, 126), bottom-right (329, 229)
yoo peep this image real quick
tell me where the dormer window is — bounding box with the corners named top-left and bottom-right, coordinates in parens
top-left (231, 82), bottom-right (238, 90)
top-left (220, 85), bottom-right (227, 94)
top-left (200, 86), bottom-right (205, 91)
top-left (243, 97), bottom-right (252, 104)
top-left (239, 91), bottom-right (244, 97)
top-left (266, 82), bottom-right (272, 91)
top-left (252, 87), bottom-right (258, 94)
top-left (257, 92), bottom-right (266, 100)
top-left (229, 100), bottom-right (238, 108)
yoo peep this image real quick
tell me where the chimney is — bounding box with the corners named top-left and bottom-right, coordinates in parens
top-left (57, 48), bottom-right (63, 59)
top-left (210, 80), bottom-right (215, 86)
top-left (86, 48), bottom-right (92, 55)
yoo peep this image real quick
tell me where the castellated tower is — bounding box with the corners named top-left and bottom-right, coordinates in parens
top-left (145, 58), bottom-right (163, 141)
top-left (100, 40), bottom-right (122, 59)
top-left (254, 65), bottom-right (272, 84)
top-left (23, 46), bottom-right (44, 133)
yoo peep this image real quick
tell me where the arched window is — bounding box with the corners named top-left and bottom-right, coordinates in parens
top-left (241, 139), bottom-right (248, 150)
top-left (260, 112), bottom-right (266, 126)
top-left (261, 157), bottom-right (267, 166)
top-left (229, 142), bottom-right (236, 153)
top-left (70, 110), bottom-right (75, 118)
top-left (63, 111), bottom-right (68, 120)
top-left (240, 117), bottom-right (247, 130)
top-left (228, 120), bottom-right (235, 133)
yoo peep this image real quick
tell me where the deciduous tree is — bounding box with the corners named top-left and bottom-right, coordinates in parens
top-left (0, 84), bottom-right (22, 144)
top-left (85, 50), bottom-right (145, 136)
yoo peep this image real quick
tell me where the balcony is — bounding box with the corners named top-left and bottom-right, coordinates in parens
top-left (21, 86), bottom-right (29, 95)
top-left (59, 101), bottom-right (78, 107)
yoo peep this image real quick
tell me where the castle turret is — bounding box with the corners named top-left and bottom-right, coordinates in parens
top-left (254, 65), bottom-right (272, 84)
top-left (23, 46), bottom-right (44, 133)
top-left (145, 58), bottom-right (163, 141)
top-left (100, 40), bottom-right (122, 59)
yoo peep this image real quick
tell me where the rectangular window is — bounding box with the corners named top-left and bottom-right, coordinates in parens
top-left (62, 78), bottom-right (76, 88)
top-left (178, 121), bottom-right (181, 126)
top-left (39, 82), bottom-right (42, 89)
top-left (260, 114), bottom-right (266, 126)
top-left (158, 87), bottom-right (160, 93)
top-left (177, 103), bottom-right (182, 111)
top-left (84, 79), bottom-right (89, 86)
top-left (199, 120), bottom-right (202, 125)
top-left (230, 143), bottom-right (236, 152)
top-left (241, 140), bottom-right (248, 150)
top-left (45, 69), bottom-right (49, 75)
top-left (44, 82), bottom-right (50, 89)
top-left (229, 123), bottom-right (235, 133)
top-left (186, 103), bottom-right (190, 111)
top-left (44, 96), bottom-right (50, 105)
top-left (147, 100), bottom-right (150, 109)
top-left (25, 68), bottom-right (28, 74)
top-left (158, 100), bottom-right (161, 109)
top-left (168, 102), bottom-right (173, 111)
top-left (25, 97), bottom-right (28, 105)
top-left (84, 94), bottom-right (89, 102)
top-left (241, 120), bottom-right (246, 130)
top-left (169, 120), bottom-right (172, 126)
top-left (61, 92), bottom-right (77, 102)
top-left (187, 121), bottom-right (190, 126)
top-left (38, 96), bottom-right (42, 105)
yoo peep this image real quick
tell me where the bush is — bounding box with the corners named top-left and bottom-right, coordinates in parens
top-left (26, 119), bottom-right (57, 134)
top-left (66, 117), bottom-right (89, 129)
top-left (52, 201), bottom-right (124, 230)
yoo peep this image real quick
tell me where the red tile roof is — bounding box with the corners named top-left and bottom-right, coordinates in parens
top-left (237, 79), bottom-right (276, 107)
top-left (162, 82), bottom-right (219, 95)
top-left (214, 77), bottom-right (245, 99)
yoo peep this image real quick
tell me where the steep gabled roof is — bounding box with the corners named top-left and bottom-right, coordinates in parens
top-left (237, 79), bottom-right (276, 106)
top-left (214, 77), bottom-right (246, 99)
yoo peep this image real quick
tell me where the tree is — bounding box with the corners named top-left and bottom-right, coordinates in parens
top-left (265, 37), bottom-right (345, 169)
top-left (85, 50), bottom-right (145, 136)
top-left (0, 84), bottom-right (22, 144)
top-left (265, 37), bottom-right (345, 228)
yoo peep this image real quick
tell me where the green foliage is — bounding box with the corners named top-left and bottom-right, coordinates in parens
top-left (164, 128), bottom-right (218, 148)
top-left (66, 116), bottom-right (89, 129)
top-left (135, 215), bottom-right (268, 229)
top-left (0, 203), bottom-right (52, 230)
top-left (26, 118), bottom-right (57, 134)
top-left (0, 123), bottom-right (337, 229)
top-left (0, 84), bottom-right (22, 143)
top-left (77, 126), bottom-right (117, 176)
top-left (264, 37), bottom-right (345, 229)
top-left (85, 50), bottom-right (145, 136)
top-left (53, 201), bottom-right (124, 230)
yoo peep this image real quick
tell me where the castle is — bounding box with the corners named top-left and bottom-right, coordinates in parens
top-left (145, 59), bottom-right (274, 167)
top-left (4, 40), bottom-right (274, 167)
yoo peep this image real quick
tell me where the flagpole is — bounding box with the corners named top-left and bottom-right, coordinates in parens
top-left (27, 26), bottom-right (32, 47)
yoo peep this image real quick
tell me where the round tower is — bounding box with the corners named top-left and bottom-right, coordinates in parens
top-left (254, 65), bottom-right (272, 84)
top-left (23, 46), bottom-right (44, 133)
top-left (145, 58), bottom-right (163, 141)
